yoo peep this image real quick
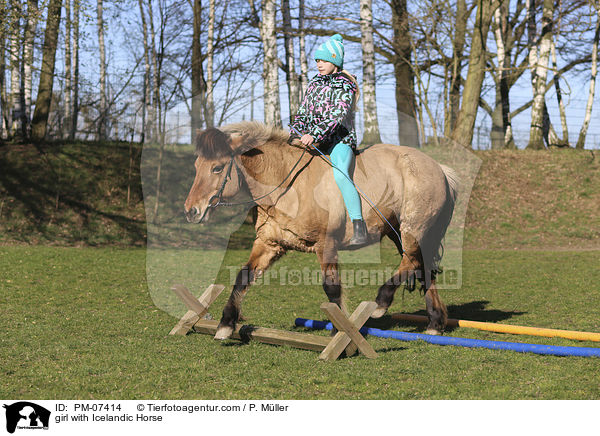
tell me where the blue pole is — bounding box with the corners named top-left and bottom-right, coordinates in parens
top-left (295, 318), bottom-right (600, 358)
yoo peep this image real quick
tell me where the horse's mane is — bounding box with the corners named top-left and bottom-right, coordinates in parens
top-left (195, 121), bottom-right (293, 159)
top-left (222, 121), bottom-right (290, 152)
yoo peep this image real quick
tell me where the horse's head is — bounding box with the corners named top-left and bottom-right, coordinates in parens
top-left (184, 128), bottom-right (246, 223)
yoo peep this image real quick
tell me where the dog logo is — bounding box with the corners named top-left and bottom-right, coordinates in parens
top-left (3, 402), bottom-right (50, 434)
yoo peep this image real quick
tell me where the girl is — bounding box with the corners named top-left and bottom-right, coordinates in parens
top-left (290, 33), bottom-right (367, 247)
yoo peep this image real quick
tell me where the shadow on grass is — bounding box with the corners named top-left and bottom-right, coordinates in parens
top-left (364, 300), bottom-right (527, 333)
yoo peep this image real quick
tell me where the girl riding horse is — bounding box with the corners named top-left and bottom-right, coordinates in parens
top-left (290, 34), bottom-right (367, 247)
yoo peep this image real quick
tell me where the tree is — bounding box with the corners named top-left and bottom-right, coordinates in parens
top-left (576, 0), bottom-right (599, 149)
top-left (31, 0), bottom-right (62, 142)
top-left (206, 0), bottom-right (215, 127)
top-left (359, 0), bottom-right (381, 145)
top-left (191, 0), bottom-right (206, 141)
top-left (451, 0), bottom-right (496, 147)
top-left (71, 0), bottom-right (80, 140)
top-left (390, 0), bottom-right (418, 147)
top-left (22, 0), bottom-right (38, 139)
top-left (9, 0), bottom-right (21, 138)
top-left (0, 0), bottom-right (8, 138)
top-left (97, 0), bottom-right (108, 140)
top-left (138, 0), bottom-right (151, 143)
top-left (527, 0), bottom-right (554, 149)
top-left (64, 0), bottom-right (72, 138)
top-left (256, 0), bottom-right (281, 126)
top-left (282, 0), bottom-right (300, 118)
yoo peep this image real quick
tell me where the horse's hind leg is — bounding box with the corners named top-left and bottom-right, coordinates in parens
top-left (215, 239), bottom-right (285, 340)
top-left (372, 234), bottom-right (421, 318)
top-left (424, 280), bottom-right (447, 335)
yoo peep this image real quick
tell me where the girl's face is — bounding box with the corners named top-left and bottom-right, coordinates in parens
top-left (316, 59), bottom-right (338, 75)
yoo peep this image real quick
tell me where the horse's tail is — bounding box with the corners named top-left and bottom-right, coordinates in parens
top-left (427, 164), bottom-right (460, 279)
top-left (440, 164), bottom-right (459, 204)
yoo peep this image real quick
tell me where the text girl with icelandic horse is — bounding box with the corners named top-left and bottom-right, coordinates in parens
top-left (289, 34), bottom-right (367, 247)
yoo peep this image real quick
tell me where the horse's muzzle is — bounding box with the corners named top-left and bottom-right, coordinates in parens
top-left (184, 206), bottom-right (206, 224)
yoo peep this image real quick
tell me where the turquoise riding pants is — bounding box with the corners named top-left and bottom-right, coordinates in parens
top-left (327, 142), bottom-right (363, 221)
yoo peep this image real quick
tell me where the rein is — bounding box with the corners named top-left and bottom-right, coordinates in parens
top-left (206, 145), bottom-right (309, 210)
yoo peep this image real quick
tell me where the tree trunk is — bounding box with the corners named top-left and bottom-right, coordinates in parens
top-left (360, 0), bottom-right (381, 145)
top-left (9, 0), bottom-right (22, 138)
top-left (191, 0), bottom-right (205, 143)
top-left (282, 0), bottom-right (299, 119)
top-left (527, 0), bottom-right (553, 149)
top-left (71, 0), bottom-right (80, 140)
top-left (22, 0), bottom-right (38, 139)
top-left (298, 0), bottom-right (308, 95)
top-left (31, 0), bottom-right (62, 142)
top-left (391, 0), bottom-right (418, 147)
top-left (97, 0), bottom-right (108, 140)
top-left (137, 0), bottom-right (150, 143)
top-left (445, 0), bottom-right (468, 137)
top-left (576, 1), bottom-right (599, 149)
top-left (491, 1), bottom-right (515, 149)
top-left (551, 38), bottom-right (568, 144)
top-left (64, 0), bottom-right (72, 139)
top-left (0, 0), bottom-right (6, 139)
top-left (260, 0), bottom-right (282, 126)
top-left (451, 0), bottom-right (495, 147)
top-left (148, 0), bottom-right (161, 142)
top-left (206, 0), bottom-right (215, 127)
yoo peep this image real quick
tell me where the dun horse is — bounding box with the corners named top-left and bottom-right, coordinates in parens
top-left (184, 121), bottom-right (459, 340)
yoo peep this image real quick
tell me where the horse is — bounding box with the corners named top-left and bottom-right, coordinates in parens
top-left (184, 121), bottom-right (459, 340)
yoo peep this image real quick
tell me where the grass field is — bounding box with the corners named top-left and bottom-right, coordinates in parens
top-left (2, 245), bottom-right (599, 400)
top-left (1, 141), bottom-right (599, 400)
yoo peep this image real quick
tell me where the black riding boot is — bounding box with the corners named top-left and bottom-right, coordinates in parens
top-left (348, 219), bottom-right (368, 247)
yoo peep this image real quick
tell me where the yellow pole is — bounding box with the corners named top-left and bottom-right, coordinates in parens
top-left (390, 313), bottom-right (600, 342)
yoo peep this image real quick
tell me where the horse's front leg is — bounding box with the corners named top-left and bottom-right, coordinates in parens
top-left (316, 241), bottom-right (349, 320)
top-left (215, 239), bottom-right (285, 340)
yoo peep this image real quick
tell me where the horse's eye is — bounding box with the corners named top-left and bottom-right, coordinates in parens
top-left (212, 165), bottom-right (224, 174)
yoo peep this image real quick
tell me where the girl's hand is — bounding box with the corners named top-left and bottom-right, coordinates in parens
top-left (300, 134), bottom-right (315, 146)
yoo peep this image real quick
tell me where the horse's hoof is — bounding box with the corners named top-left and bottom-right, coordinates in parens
top-left (214, 326), bottom-right (234, 340)
top-left (370, 306), bottom-right (388, 319)
top-left (424, 328), bottom-right (441, 336)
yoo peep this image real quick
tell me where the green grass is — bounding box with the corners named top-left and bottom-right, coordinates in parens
top-left (1, 246), bottom-right (599, 399)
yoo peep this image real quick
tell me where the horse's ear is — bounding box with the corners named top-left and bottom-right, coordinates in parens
top-left (231, 134), bottom-right (259, 156)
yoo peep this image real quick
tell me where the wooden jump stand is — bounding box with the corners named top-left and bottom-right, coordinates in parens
top-left (169, 284), bottom-right (378, 361)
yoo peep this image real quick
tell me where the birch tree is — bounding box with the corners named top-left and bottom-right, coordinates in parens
top-left (360, 0), bottom-right (381, 145)
top-left (282, 0), bottom-right (300, 118)
top-left (576, 0), bottom-right (599, 149)
top-left (206, 0), bottom-right (215, 127)
top-left (298, 0), bottom-right (309, 94)
top-left (491, 1), bottom-right (515, 149)
top-left (64, 0), bottom-right (72, 138)
top-left (258, 0), bottom-right (281, 126)
top-left (527, 0), bottom-right (554, 149)
top-left (9, 0), bottom-right (21, 137)
top-left (445, 0), bottom-right (469, 137)
top-left (71, 0), bottom-right (80, 139)
top-left (22, 0), bottom-right (38, 138)
top-left (31, 0), bottom-right (62, 142)
top-left (97, 0), bottom-right (108, 140)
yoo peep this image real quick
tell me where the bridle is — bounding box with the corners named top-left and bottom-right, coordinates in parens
top-left (201, 145), bottom-right (309, 218)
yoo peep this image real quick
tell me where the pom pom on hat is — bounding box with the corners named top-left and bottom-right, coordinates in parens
top-left (314, 34), bottom-right (345, 68)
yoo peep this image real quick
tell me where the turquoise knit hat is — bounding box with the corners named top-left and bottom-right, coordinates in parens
top-left (314, 34), bottom-right (344, 68)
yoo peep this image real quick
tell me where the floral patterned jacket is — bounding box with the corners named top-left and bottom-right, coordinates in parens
top-left (290, 71), bottom-right (358, 152)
